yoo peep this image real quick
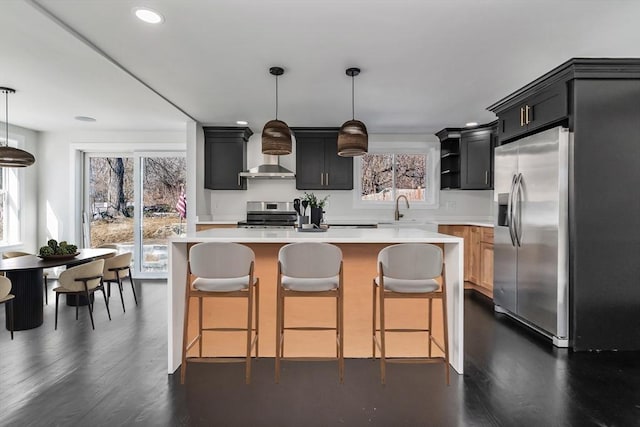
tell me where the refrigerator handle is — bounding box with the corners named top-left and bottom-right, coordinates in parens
top-left (507, 174), bottom-right (517, 246)
top-left (514, 173), bottom-right (523, 247)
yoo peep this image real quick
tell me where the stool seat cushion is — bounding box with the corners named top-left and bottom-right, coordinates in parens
top-left (281, 275), bottom-right (339, 292)
top-left (193, 276), bottom-right (255, 292)
top-left (375, 276), bottom-right (439, 293)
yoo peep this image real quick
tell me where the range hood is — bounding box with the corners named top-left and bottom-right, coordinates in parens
top-left (239, 154), bottom-right (295, 179)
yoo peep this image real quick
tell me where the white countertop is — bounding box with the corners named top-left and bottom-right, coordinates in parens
top-left (173, 227), bottom-right (463, 243)
top-left (196, 219), bottom-right (494, 227)
top-left (433, 220), bottom-right (494, 228)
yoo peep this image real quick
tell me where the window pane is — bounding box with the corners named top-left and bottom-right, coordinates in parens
top-left (0, 192), bottom-right (4, 241)
top-left (89, 157), bottom-right (134, 248)
top-left (395, 154), bottom-right (426, 201)
top-left (360, 153), bottom-right (393, 201)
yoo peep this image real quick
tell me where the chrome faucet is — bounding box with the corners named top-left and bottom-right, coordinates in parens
top-left (394, 195), bottom-right (410, 221)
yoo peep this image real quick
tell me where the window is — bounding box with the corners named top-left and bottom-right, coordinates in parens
top-left (0, 166), bottom-right (21, 245)
top-left (355, 141), bottom-right (439, 208)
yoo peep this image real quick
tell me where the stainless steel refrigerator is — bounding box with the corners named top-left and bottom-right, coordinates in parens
top-left (493, 126), bottom-right (569, 347)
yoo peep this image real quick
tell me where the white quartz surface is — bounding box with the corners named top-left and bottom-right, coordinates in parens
top-left (173, 227), bottom-right (463, 243)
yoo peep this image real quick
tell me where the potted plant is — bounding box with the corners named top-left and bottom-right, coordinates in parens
top-left (302, 192), bottom-right (329, 226)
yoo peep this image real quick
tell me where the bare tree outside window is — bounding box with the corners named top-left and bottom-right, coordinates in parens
top-left (89, 156), bottom-right (186, 256)
top-left (360, 153), bottom-right (426, 201)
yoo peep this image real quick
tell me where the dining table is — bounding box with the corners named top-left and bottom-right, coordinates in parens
top-left (0, 248), bottom-right (116, 330)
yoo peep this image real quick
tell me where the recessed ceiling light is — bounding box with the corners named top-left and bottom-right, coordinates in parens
top-left (134, 7), bottom-right (164, 24)
top-left (75, 116), bottom-right (96, 122)
top-left (236, 120), bottom-right (248, 125)
top-left (465, 122), bottom-right (478, 127)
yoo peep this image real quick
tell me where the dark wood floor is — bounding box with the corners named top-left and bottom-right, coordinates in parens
top-left (1, 282), bottom-right (639, 426)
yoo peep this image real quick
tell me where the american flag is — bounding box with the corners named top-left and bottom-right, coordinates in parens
top-left (176, 187), bottom-right (187, 219)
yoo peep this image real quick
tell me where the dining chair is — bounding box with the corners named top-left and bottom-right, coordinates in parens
top-left (102, 252), bottom-right (138, 312)
top-left (0, 276), bottom-right (15, 339)
top-left (2, 251), bottom-right (49, 304)
top-left (53, 259), bottom-right (111, 330)
top-left (373, 243), bottom-right (450, 385)
top-left (181, 242), bottom-right (259, 384)
top-left (276, 242), bottom-right (344, 383)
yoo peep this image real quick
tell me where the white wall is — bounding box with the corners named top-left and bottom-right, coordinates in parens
top-left (197, 132), bottom-right (493, 223)
top-left (38, 130), bottom-right (187, 248)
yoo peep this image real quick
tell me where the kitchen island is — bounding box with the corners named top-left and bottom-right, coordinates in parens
top-left (168, 227), bottom-right (464, 375)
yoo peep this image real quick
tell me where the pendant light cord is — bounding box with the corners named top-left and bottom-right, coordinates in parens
top-left (275, 75), bottom-right (279, 120)
top-left (351, 74), bottom-right (355, 120)
top-left (4, 90), bottom-right (8, 147)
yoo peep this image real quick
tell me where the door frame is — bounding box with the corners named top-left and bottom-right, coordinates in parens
top-left (79, 146), bottom-right (185, 279)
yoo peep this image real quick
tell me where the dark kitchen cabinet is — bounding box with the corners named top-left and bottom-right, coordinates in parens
top-left (488, 58), bottom-right (640, 351)
top-left (460, 123), bottom-right (496, 189)
top-left (495, 81), bottom-right (567, 143)
top-left (293, 127), bottom-right (353, 190)
top-left (203, 126), bottom-right (253, 190)
top-left (436, 128), bottom-right (461, 190)
top-left (436, 122), bottom-right (495, 190)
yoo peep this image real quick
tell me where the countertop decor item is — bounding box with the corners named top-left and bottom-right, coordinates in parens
top-left (262, 66), bottom-right (292, 155)
top-left (0, 87), bottom-right (36, 167)
top-left (337, 68), bottom-right (368, 157)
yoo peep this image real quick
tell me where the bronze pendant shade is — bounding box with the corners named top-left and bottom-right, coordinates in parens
top-left (337, 68), bottom-right (368, 157)
top-left (0, 87), bottom-right (35, 167)
top-left (262, 67), bottom-right (292, 155)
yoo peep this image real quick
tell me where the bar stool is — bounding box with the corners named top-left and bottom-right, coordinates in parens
top-left (0, 276), bottom-right (15, 339)
top-left (372, 243), bottom-right (450, 385)
top-left (180, 242), bottom-right (259, 384)
top-left (276, 242), bottom-right (344, 383)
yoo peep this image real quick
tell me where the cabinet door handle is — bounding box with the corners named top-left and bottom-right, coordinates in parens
top-left (485, 170), bottom-right (489, 185)
top-left (325, 173), bottom-right (329, 186)
top-left (320, 173), bottom-right (324, 186)
top-left (238, 174), bottom-right (241, 187)
top-left (520, 107), bottom-right (525, 127)
top-left (525, 105), bottom-right (531, 124)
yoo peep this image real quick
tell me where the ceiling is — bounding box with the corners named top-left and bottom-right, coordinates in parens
top-left (2, 0), bottom-right (640, 135)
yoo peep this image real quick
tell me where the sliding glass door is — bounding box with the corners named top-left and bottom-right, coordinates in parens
top-left (85, 151), bottom-right (186, 278)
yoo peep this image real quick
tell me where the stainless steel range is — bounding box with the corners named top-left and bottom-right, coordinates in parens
top-left (237, 201), bottom-right (297, 228)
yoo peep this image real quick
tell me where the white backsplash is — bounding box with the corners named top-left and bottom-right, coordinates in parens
top-left (204, 179), bottom-right (493, 223)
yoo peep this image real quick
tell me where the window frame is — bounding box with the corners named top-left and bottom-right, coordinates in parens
top-left (353, 140), bottom-right (440, 209)
top-left (0, 134), bottom-right (25, 247)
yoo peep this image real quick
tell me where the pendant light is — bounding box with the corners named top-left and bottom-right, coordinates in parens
top-left (262, 66), bottom-right (292, 155)
top-left (0, 87), bottom-right (35, 167)
top-left (337, 67), bottom-right (368, 157)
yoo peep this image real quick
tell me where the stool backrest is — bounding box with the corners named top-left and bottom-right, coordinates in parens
top-left (378, 243), bottom-right (443, 280)
top-left (2, 251), bottom-right (30, 259)
top-left (279, 242), bottom-right (342, 278)
top-left (189, 242), bottom-right (254, 279)
top-left (58, 259), bottom-right (105, 292)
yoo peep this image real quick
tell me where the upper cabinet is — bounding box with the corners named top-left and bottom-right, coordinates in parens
top-left (436, 128), bottom-right (461, 190)
top-left (203, 126), bottom-right (253, 190)
top-left (494, 82), bottom-right (567, 143)
top-left (293, 127), bottom-right (353, 190)
top-left (436, 122), bottom-right (496, 190)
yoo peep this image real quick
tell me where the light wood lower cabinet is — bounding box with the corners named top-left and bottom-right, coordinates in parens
top-left (468, 226), bottom-right (481, 285)
top-left (439, 224), bottom-right (493, 298)
top-left (438, 225), bottom-right (470, 282)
